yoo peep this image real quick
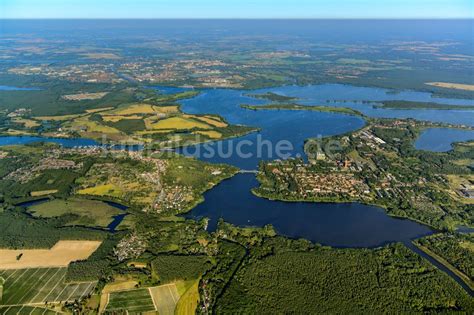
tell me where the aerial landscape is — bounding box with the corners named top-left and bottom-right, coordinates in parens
top-left (0, 0), bottom-right (473, 314)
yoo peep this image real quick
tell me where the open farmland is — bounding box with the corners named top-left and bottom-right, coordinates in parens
top-left (14, 91), bottom-right (252, 145)
top-left (104, 283), bottom-right (181, 314)
top-left (147, 116), bottom-right (212, 130)
top-left (0, 267), bottom-right (96, 306)
top-left (0, 305), bottom-right (59, 315)
top-left (149, 284), bottom-right (181, 315)
top-left (104, 288), bottom-right (156, 313)
top-left (175, 280), bottom-right (200, 315)
top-left (192, 115), bottom-right (228, 127)
top-left (0, 241), bottom-right (101, 269)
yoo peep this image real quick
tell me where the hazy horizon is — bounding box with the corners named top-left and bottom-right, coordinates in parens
top-left (1, 0), bottom-right (472, 19)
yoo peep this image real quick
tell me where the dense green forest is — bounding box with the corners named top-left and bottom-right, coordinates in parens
top-left (214, 237), bottom-right (474, 313)
top-left (416, 233), bottom-right (474, 280)
top-left (151, 255), bottom-right (211, 282)
top-left (375, 100), bottom-right (474, 110)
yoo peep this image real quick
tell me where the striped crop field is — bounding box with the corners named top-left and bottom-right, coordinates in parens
top-left (0, 305), bottom-right (59, 315)
top-left (104, 283), bottom-right (181, 314)
top-left (0, 268), bottom-right (96, 306)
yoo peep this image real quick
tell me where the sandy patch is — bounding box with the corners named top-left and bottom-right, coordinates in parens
top-left (0, 240), bottom-right (102, 270)
top-left (426, 82), bottom-right (474, 91)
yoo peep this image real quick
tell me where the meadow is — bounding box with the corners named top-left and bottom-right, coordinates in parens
top-left (27, 198), bottom-right (123, 228)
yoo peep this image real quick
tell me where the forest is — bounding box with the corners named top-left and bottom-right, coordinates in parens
top-left (213, 237), bottom-right (474, 313)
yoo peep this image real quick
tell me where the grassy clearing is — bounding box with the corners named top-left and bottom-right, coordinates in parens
top-left (453, 159), bottom-right (473, 166)
top-left (0, 267), bottom-right (96, 305)
top-left (4, 129), bottom-right (34, 136)
top-left (12, 118), bottom-right (41, 128)
top-left (101, 114), bottom-right (143, 122)
top-left (163, 156), bottom-right (236, 189)
top-left (68, 116), bottom-right (122, 134)
top-left (102, 280), bottom-right (139, 294)
top-left (35, 114), bottom-right (83, 121)
top-left (27, 197), bottom-right (123, 227)
top-left (77, 183), bottom-right (124, 199)
top-left (108, 103), bottom-right (157, 115)
top-left (445, 174), bottom-right (474, 204)
top-left (30, 190), bottom-right (58, 197)
top-left (193, 130), bottom-right (222, 139)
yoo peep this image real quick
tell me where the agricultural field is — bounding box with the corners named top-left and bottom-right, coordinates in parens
top-left (147, 116), bottom-right (212, 130)
top-left (0, 267), bottom-right (96, 306)
top-left (104, 288), bottom-right (156, 313)
top-left (175, 280), bottom-right (200, 315)
top-left (193, 130), bottom-right (222, 139)
top-left (103, 283), bottom-right (181, 315)
top-left (27, 198), bottom-right (123, 228)
top-left (0, 305), bottom-right (59, 315)
top-left (149, 284), bottom-right (181, 315)
top-left (0, 241), bottom-right (102, 270)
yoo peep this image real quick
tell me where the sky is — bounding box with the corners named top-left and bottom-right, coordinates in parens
top-left (1, 0), bottom-right (473, 19)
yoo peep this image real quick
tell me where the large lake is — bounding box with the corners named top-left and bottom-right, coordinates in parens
top-left (3, 84), bottom-right (474, 248)
top-left (183, 174), bottom-right (433, 247)
top-left (415, 128), bottom-right (474, 152)
top-left (175, 84), bottom-right (474, 169)
top-left (170, 84), bottom-right (472, 247)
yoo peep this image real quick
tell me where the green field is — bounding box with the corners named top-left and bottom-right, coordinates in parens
top-left (0, 268), bottom-right (96, 306)
top-left (0, 305), bottom-right (59, 315)
top-left (27, 197), bottom-right (123, 228)
top-left (104, 284), bottom-right (181, 314)
top-left (105, 288), bottom-right (156, 313)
